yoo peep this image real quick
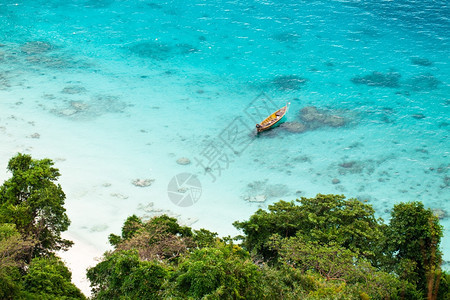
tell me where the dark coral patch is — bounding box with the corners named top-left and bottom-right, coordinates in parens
top-left (407, 73), bottom-right (440, 91)
top-left (411, 57), bottom-right (433, 66)
top-left (351, 71), bottom-right (401, 88)
top-left (129, 42), bottom-right (172, 60)
top-left (272, 75), bottom-right (308, 91)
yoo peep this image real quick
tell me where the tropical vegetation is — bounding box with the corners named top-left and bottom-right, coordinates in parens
top-left (1, 154), bottom-right (448, 299)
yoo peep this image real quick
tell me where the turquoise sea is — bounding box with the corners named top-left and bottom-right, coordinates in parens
top-left (0, 0), bottom-right (448, 293)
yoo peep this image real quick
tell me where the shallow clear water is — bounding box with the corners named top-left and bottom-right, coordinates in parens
top-left (0, 0), bottom-right (449, 287)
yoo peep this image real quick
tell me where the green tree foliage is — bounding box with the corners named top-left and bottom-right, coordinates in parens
top-left (87, 197), bottom-right (449, 299)
top-left (109, 215), bottom-right (194, 261)
top-left (0, 223), bottom-right (35, 299)
top-left (385, 201), bottom-right (443, 298)
top-left (276, 236), bottom-right (401, 298)
top-left (0, 154), bottom-right (85, 299)
top-left (437, 271), bottom-right (450, 300)
top-left (192, 228), bottom-right (219, 248)
top-left (21, 256), bottom-right (85, 299)
top-left (0, 153), bottom-right (72, 258)
top-left (172, 242), bottom-right (264, 299)
top-left (87, 250), bottom-right (168, 300)
top-left (233, 194), bottom-right (383, 262)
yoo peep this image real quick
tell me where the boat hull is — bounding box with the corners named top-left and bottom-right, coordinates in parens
top-left (256, 104), bottom-right (289, 133)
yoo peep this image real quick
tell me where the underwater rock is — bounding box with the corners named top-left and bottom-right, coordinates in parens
top-left (30, 133), bottom-right (40, 139)
top-left (111, 193), bottom-right (129, 200)
top-left (272, 32), bottom-right (300, 42)
top-left (351, 71), bottom-right (401, 88)
top-left (70, 101), bottom-right (89, 111)
top-left (244, 180), bottom-right (289, 201)
top-left (272, 75), bottom-right (308, 90)
top-left (323, 115), bottom-right (346, 127)
top-left (411, 57), bottom-right (433, 66)
top-left (299, 106), bottom-right (349, 130)
top-left (25, 55), bottom-right (70, 69)
top-left (338, 161), bottom-right (364, 174)
top-left (340, 161), bottom-right (356, 168)
top-left (176, 157), bottom-right (191, 165)
top-left (432, 208), bottom-right (448, 220)
top-left (132, 178), bottom-right (155, 187)
top-left (244, 180), bottom-right (289, 202)
top-left (61, 85), bottom-right (87, 94)
top-left (300, 106), bottom-right (324, 123)
top-left (442, 176), bottom-right (450, 188)
top-left (137, 202), bottom-right (155, 212)
top-left (332, 178), bottom-right (340, 184)
top-left (412, 113), bottom-right (426, 119)
top-left (245, 194), bottom-right (267, 203)
top-left (21, 41), bottom-right (53, 54)
top-left (129, 41), bottom-right (172, 60)
top-left (0, 73), bottom-right (10, 89)
top-left (407, 73), bottom-right (440, 91)
top-left (280, 121), bottom-right (307, 133)
top-left (293, 155), bottom-right (312, 163)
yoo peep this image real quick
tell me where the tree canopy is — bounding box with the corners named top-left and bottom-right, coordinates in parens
top-left (87, 194), bottom-right (448, 299)
top-left (233, 194), bottom-right (384, 263)
top-left (0, 154), bottom-right (83, 299)
top-left (0, 153), bottom-right (72, 258)
top-left (2, 154), bottom-right (448, 299)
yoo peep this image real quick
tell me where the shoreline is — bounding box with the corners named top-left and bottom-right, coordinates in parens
top-left (58, 232), bottom-right (107, 297)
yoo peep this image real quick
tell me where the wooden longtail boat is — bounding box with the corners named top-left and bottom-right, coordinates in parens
top-left (256, 103), bottom-right (290, 133)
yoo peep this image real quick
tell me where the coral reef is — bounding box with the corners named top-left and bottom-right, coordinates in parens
top-left (129, 41), bottom-right (171, 60)
top-left (243, 180), bottom-right (289, 203)
top-left (61, 85), bottom-right (87, 94)
top-left (442, 176), bottom-right (450, 189)
top-left (272, 75), bottom-right (308, 90)
top-left (280, 121), bottom-right (307, 133)
top-left (351, 71), bottom-right (401, 88)
top-left (411, 57), bottom-right (433, 66)
top-left (25, 54), bottom-right (80, 69)
top-left (50, 94), bottom-right (129, 119)
top-left (132, 178), bottom-right (155, 187)
top-left (338, 161), bottom-right (364, 175)
top-left (176, 157), bottom-right (191, 165)
top-left (406, 73), bottom-right (440, 91)
top-left (299, 106), bottom-right (348, 130)
top-left (412, 113), bottom-right (426, 119)
top-left (21, 41), bottom-right (53, 54)
top-left (0, 73), bottom-right (10, 89)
